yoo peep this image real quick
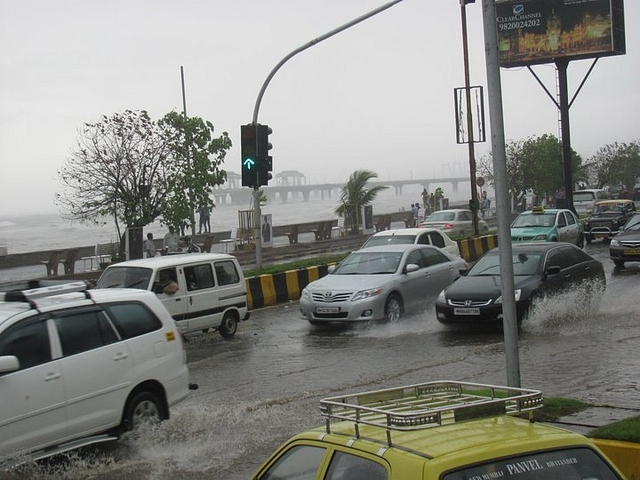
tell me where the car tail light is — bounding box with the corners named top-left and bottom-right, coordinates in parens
top-left (444, 223), bottom-right (453, 230)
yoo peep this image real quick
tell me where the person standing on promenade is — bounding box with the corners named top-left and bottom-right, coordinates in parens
top-left (144, 233), bottom-right (156, 258)
top-left (198, 205), bottom-right (211, 234)
top-left (163, 226), bottom-right (180, 254)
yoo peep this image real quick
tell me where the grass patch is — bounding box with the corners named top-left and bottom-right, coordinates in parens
top-left (243, 253), bottom-right (349, 278)
top-left (589, 416), bottom-right (640, 442)
top-left (531, 397), bottom-right (591, 422)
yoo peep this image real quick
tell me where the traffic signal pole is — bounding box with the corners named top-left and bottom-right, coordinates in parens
top-left (245, 0), bottom-right (405, 268)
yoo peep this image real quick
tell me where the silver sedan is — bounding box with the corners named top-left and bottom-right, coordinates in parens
top-left (300, 244), bottom-right (467, 325)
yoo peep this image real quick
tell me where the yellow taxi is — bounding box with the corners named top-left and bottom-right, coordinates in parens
top-left (251, 381), bottom-right (625, 479)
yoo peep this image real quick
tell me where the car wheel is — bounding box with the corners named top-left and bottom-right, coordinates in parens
top-left (384, 294), bottom-right (403, 323)
top-left (613, 259), bottom-right (625, 268)
top-left (576, 234), bottom-right (584, 248)
top-left (218, 312), bottom-right (238, 338)
top-left (123, 391), bottom-right (165, 432)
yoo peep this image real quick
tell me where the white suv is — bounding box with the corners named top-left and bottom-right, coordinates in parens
top-left (0, 281), bottom-right (195, 465)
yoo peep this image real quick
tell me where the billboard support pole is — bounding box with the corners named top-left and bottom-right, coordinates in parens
top-left (556, 59), bottom-right (575, 213)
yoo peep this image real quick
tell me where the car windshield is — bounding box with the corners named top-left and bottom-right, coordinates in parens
top-left (363, 236), bottom-right (414, 248)
top-left (96, 267), bottom-right (153, 289)
top-left (593, 203), bottom-right (624, 214)
top-left (443, 446), bottom-right (619, 479)
top-left (469, 252), bottom-right (542, 276)
top-left (512, 213), bottom-right (555, 228)
top-left (425, 212), bottom-right (455, 222)
top-left (623, 214), bottom-right (640, 231)
top-left (333, 251), bottom-right (403, 275)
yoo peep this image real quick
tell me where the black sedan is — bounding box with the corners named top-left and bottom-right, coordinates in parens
top-left (435, 242), bottom-right (605, 325)
top-left (609, 213), bottom-right (640, 268)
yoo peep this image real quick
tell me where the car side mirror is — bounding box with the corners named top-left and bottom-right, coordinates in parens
top-left (0, 355), bottom-right (20, 374)
top-left (405, 263), bottom-right (419, 273)
top-left (544, 265), bottom-right (561, 278)
top-left (459, 268), bottom-right (469, 276)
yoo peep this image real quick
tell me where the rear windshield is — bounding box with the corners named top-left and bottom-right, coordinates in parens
top-left (362, 235), bottom-right (415, 248)
top-left (443, 447), bottom-right (621, 479)
top-left (573, 191), bottom-right (596, 202)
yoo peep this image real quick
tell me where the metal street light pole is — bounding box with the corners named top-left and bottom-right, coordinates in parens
top-left (249, 0), bottom-right (405, 268)
top-left (460, 0), bottom-right (479, 236)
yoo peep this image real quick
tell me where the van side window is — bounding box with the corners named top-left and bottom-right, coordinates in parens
top-left (215, 261), bottom-right (240, 285)
top-left (0, 317), bottom-right (51, 370)
top-left (53, 307), bottom-right (119, 356)
top-left (184, 264), bottom-right (215, 291)
top-left (104, 302), bottom-right (162, 339)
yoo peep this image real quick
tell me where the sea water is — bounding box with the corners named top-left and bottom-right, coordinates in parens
top-left (0, 185), bottom-right (471, 255)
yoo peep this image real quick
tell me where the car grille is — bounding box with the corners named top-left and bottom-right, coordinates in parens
top-left (447, 299), bottom-right (493, 307)
top-left (512, 235), bottom-right (538, 241)
top-left (311, 292), bottom-right (353, 303)
top-left (589, 220), bottom-right (613, 229)
top-left (620, 240), bottom-right (640, 248)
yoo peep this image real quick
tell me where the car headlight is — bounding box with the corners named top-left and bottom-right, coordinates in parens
top-left (532, 234), bottom-right (548, 241)
top-left (301, 288), bottom-right (310, 300)
top-left (495, 289), bottom-right (522, 303)
top-left (437, 290), bottom-right (447, 303)
top-left (352, 287), bottom-right (383, 301)
top-left (610, 238), bottom-right (620, 246)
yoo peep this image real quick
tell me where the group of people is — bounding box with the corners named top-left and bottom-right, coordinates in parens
top-left (408, 203), bottom-right (422, 227)
top-left (144, 226), bottom-right (182, 258)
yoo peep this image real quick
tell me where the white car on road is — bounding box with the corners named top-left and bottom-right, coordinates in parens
top-left (0, 282), bottom-right (194, 465)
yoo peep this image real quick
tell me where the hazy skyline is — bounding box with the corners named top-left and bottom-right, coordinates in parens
top-left (1, 0), bottom-right (638, 215)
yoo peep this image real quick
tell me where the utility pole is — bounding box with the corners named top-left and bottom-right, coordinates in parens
top-left (481, 0), bottom-right (521, 387)
top-left (460, 0), bottom-right (479, 236)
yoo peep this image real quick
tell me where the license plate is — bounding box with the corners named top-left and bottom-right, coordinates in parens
top-left (317, 306), bottom-right (340, 314)
top-left (623, 248), bottom-right (640, 255)
top-left (454, 307), bottom-right (480, 315)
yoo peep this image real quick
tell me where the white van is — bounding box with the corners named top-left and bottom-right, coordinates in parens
top-left (95, 253), bottom-right (249, 338)
top-left (572, 189), bottom-right (610, 215)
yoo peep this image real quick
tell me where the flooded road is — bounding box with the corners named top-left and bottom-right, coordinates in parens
top-left (6, 242), bottom-right (640, 479)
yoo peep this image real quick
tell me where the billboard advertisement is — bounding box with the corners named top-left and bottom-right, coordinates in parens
top-left (496, 0), bottom-right (626, 67)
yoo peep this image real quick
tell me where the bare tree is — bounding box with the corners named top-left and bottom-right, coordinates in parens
top-left (56, 110), bottom-right (169, 242)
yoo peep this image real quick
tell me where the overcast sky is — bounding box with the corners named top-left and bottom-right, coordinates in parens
top-left (1, 0), bottom-right (638, 214)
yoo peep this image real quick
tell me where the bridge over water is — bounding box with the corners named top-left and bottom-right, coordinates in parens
top-left (211, 175), bottom-right (471, 206)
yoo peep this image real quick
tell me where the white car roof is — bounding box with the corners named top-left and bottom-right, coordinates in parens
top-left (102, 252), bottom-right (237, 270)
top-left (0, 284), bottom-right (162, 327)
top-left (369, 227), bottom-right (446, 237)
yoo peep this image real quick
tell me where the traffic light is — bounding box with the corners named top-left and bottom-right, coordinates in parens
top-left (241, 124), bottom-right (258, 187)
top-left (256, 124), bottom-right (273, 186)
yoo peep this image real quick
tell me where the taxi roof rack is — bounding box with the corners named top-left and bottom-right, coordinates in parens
top-left (0, 281), bottom-right (91, 303)
top-left (320, 380), bottom-right (543, 446)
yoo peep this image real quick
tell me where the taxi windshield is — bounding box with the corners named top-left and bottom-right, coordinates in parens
top-left (444, 447), bottom-right (620, 479)
top-left (512, 212), bottom-right (555, 228)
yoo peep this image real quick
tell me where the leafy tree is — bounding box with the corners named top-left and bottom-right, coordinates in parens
top-left (56, 109), bottom-right (231, 247)
top-left (478, 134), bottom-right (581, 207)
top-left (581, 141), bottom-right (640, 189)
top-left (335, 169), bottom-right (388, 233)
top-left (158, 111), bottom-right (231, 235)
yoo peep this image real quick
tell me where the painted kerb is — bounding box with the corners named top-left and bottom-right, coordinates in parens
top-left (244, 234), bottom-right (499, 310)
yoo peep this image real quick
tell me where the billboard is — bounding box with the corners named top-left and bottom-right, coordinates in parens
top-left (496, 0), bottom-right (626, 67)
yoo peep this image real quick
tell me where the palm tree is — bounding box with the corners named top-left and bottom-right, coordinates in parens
top-left (335, 169), bottom-right (388, 234)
